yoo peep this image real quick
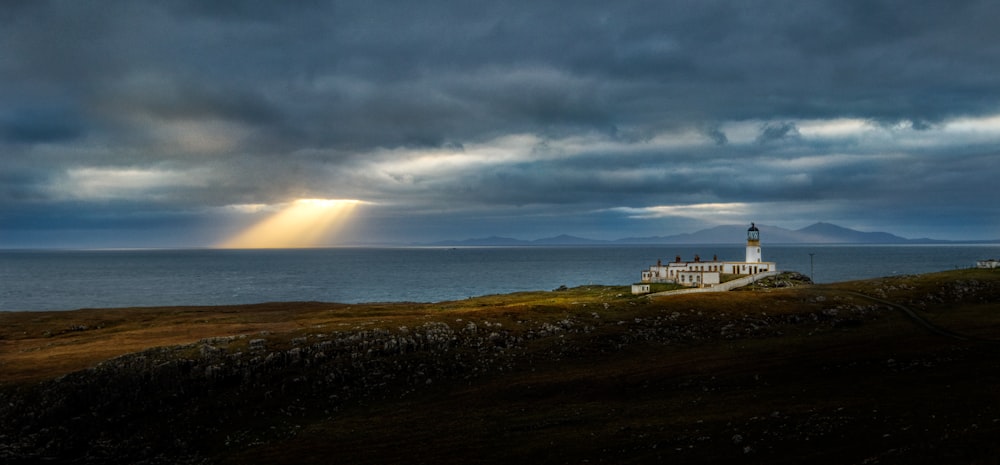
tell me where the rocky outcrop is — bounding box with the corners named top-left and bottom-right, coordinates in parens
top-left (0, 320), bottom-right (531, 463)
top-left (741, 271), bottom-right (814, 289)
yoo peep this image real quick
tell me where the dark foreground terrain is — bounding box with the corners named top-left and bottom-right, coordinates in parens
top-left (2, 270), bottom-right (999, 464)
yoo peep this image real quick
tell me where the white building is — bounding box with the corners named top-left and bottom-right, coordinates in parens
top-left (634, 223), bottom-right (777, 292)
top-left (977, 259), bottom-right (1000, 269)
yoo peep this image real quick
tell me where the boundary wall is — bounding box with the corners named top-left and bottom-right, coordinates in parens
top-left (646, 271), bottom-right (780, 297)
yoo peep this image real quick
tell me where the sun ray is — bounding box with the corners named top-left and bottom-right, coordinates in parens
top-left (219, 199), bottom-right (362, 248)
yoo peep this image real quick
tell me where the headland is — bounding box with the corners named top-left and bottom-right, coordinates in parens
top-left (1, 269), bottom-right (999, 464)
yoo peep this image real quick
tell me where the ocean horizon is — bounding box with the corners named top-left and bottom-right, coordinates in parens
top-left (3, 244), bottom-right (998, 312)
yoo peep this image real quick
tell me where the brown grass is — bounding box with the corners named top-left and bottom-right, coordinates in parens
top-left (3, 270), bottom-right (1000, 464)
top-left (0, 287), bottom-right (638, 384)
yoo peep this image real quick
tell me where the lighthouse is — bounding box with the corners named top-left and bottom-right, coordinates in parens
top-left (633, 221), bottom-right (777, 293)
top-left (745, 222), bottom-right (762, 263)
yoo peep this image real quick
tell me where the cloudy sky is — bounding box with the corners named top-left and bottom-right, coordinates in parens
top-left (2, 0), bottom-right (999, 247)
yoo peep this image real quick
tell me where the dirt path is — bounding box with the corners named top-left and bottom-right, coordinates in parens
top-left (844, 290), bottom-right (1000, 344)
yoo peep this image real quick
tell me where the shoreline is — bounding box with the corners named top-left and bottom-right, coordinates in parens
top-left (4, 244), bottom-right (999, 312)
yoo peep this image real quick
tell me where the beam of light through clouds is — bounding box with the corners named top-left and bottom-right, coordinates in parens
top-left (219, 199), bottom-right (363, 249)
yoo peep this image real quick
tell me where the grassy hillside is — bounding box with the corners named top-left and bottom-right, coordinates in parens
top-left (2, 269), bottom-right (999, 464)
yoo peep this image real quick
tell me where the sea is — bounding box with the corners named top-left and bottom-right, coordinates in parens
top-left (2, 244), bottom-right (998, 312)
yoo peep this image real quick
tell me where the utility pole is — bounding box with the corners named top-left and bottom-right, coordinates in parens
top-left (809, 253), bottom-right (815, 282)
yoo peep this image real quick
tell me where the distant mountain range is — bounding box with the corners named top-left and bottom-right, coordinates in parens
top-left (422, 222), bottom-right (997, 246)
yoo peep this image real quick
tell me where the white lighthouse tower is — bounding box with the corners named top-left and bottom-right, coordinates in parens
top-left (745, 222), bottom-right (762, 263)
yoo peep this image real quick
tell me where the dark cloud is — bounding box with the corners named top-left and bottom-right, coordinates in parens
top-left (2, 0), bottom-right (1000, 245)
top-left (118, 83), bottom-right (280, 126)
top-left (703, 126), bottom-right (728, 146)
top-left (756, 122), bottom-right (801, 144)
top-left (0, 106), bottom-right (84, 144)
top-left (9, 0), bottom-right (1000, 146)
